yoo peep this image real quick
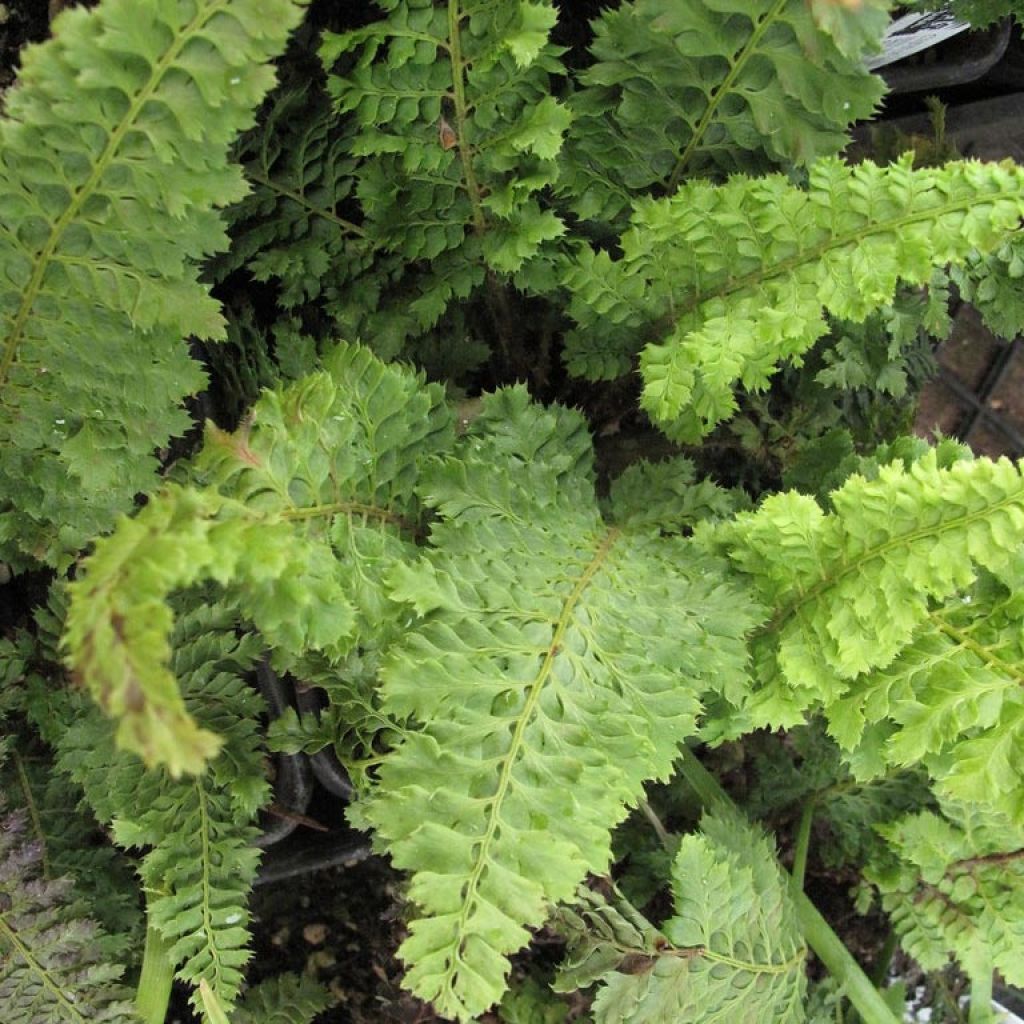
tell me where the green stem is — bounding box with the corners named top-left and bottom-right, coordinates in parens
top-left (870, 931), bottom-right (898, 989)
top-left (792, 799), bottom-right (815, 892)
top-left (639, 798), bottom-right (673, 852)
top-left (968, 961), bottom-right (994, 1024)
top-left (447, 0), bottom-right (485, 233)
top-left (676, 746), bottom-right (902, 1024)
top-left (135, 918), bottom-right (175, 1024)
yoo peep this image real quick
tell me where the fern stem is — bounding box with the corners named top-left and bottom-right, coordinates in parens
top-left (676, 746), bottom-right (902, 1024)
top-left (791, 798), bottom-right (815, 892)
top-left (136, 918), bottom-right (175, 1024)
top-left (968, 961), bottom-right (995, 1024)
top-left (447, 0), bottom-right (486, 234)
top-left (639, 798), bottom-right (673, 851)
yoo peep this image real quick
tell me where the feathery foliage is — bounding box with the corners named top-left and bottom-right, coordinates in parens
top-left (210, 86), bottom-right (369, 318)
top-left (64, 344), bottom-right (453, 775)
top-left (554, 813), bottom-right (806, 1024)
top-left (0, 0), bottom-right (308, 569)
top-left (359, 386), bottom-right (758, 1020)
top-left (232, 974), bottom-right (333, 1024)
top-left (867, 800), bottom-right (1024, 986)
top-left (56, 601), bottom-right (269, 1013)
top-left (10, 1), bottom-right (1024, 1022)
top-left (699, 451), bottom-right (1024, 745)
top-left (565, 156), bottom-right (1024, 439)
top-left (559, 0), bottom-right (886, 224)
top-left (317, 0), bottom-right (569, 357)
top-left (0, 805), bottom-right (136, 1024)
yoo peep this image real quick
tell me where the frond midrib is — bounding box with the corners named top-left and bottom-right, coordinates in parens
top-left (439, 525), bottom-right (622, 999)
top-left (666, 0), bottom-right (790, 190)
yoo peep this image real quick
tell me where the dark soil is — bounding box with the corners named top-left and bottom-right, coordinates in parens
top-left (0, 1), bottom-right (56, 94)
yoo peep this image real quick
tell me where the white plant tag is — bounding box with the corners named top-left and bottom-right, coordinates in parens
top-left (866, 8), bottom-right (972, 70)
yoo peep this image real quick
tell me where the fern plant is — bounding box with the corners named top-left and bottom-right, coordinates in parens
top-left (6, 1), bottom-right (1024, 1023)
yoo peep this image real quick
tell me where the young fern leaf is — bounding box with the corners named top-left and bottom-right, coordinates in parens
top-left (560, 0), bottom-right (886, 224)
top-left (830, 562), bottom-right (1024, 822)
top-left (554, 812), bottom-right (807, 1024)
top-left (0, 0), bottom-right (308, 569)
top-left (698, 453), bottom-right (1024, 746)
top-left (319, 0), bottom-right (569, 348)
top-left (867, 800), bottom-right (1024, 986)
top-left (0, 806), bottom-right (136, 1024)
top-left (56, 602), bottom-right (269, 1013)
top-left (563, 157), bottom-right (1024, 438)
top-left (951, 235), bottom-right (1024, 341)
top-left (232, 973), bottom-right (333, 1024)
top-left (64, 343), bottom-right (454, 775)
top-left (362, 388), bottom-right (759, 1020)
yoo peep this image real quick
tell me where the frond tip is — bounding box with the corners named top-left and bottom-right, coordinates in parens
top-left (64, 343), bottom-right (453, 776)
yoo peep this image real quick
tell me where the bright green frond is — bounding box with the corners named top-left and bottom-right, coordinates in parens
top-left (829, 561), bottom-right (1024, 822)
top-left (555, 813), bottom-right (806, 1024)
top-left (65, 343), bottom-right (454, 775)
top-left (868, 800), bottom-right (1024, 985)
top-left (0, 0), bottom-right (308, 568)
top-left (362, 388), bottom-right (759, 1020)
top-left (639, 157), bottom-right (1024, 439)
top-left (564, 157), bottom-right (1024, 439)
top-left (701, 453), bottom-right (1024, 736)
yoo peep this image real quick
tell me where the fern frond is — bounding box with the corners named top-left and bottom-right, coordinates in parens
top-left (233, 974), bottom-right (332, 1024)
top-left (563, 156), bottom-right (1024, 438)
top-left (699, 453), bottom-right (1024, 741)
top-left (639, 157), bottom-right (1024, 440)
top-left (744, 723), bottom-right (929, 871)
top-left (497, 977), bottom-right (569, 1024)
top-left (554, 812), bottom-right (806, 1024)
top-left (64, 343), bottom-right (454, 775)
top-left (319, 0), bottom-right (568, 352)
top-left (0, 0), bottom-right (308, 569)
top-left (210, 86), bottom-right (371, 313)
top-left (361, 387), bottom-right (759, 1020)
top-left (867, 800), bottom-right (1024, 986)
top-left (559, 0), bottom-right (886, 223)
top-left (0, 805), bottom-right (136, 1024)
top-left (952, 236), bottom-right (1024, 340)
top-left (828, 561), bottom-right (1024, 822)
top-left (57, 600), bottom-right (268, 1013)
